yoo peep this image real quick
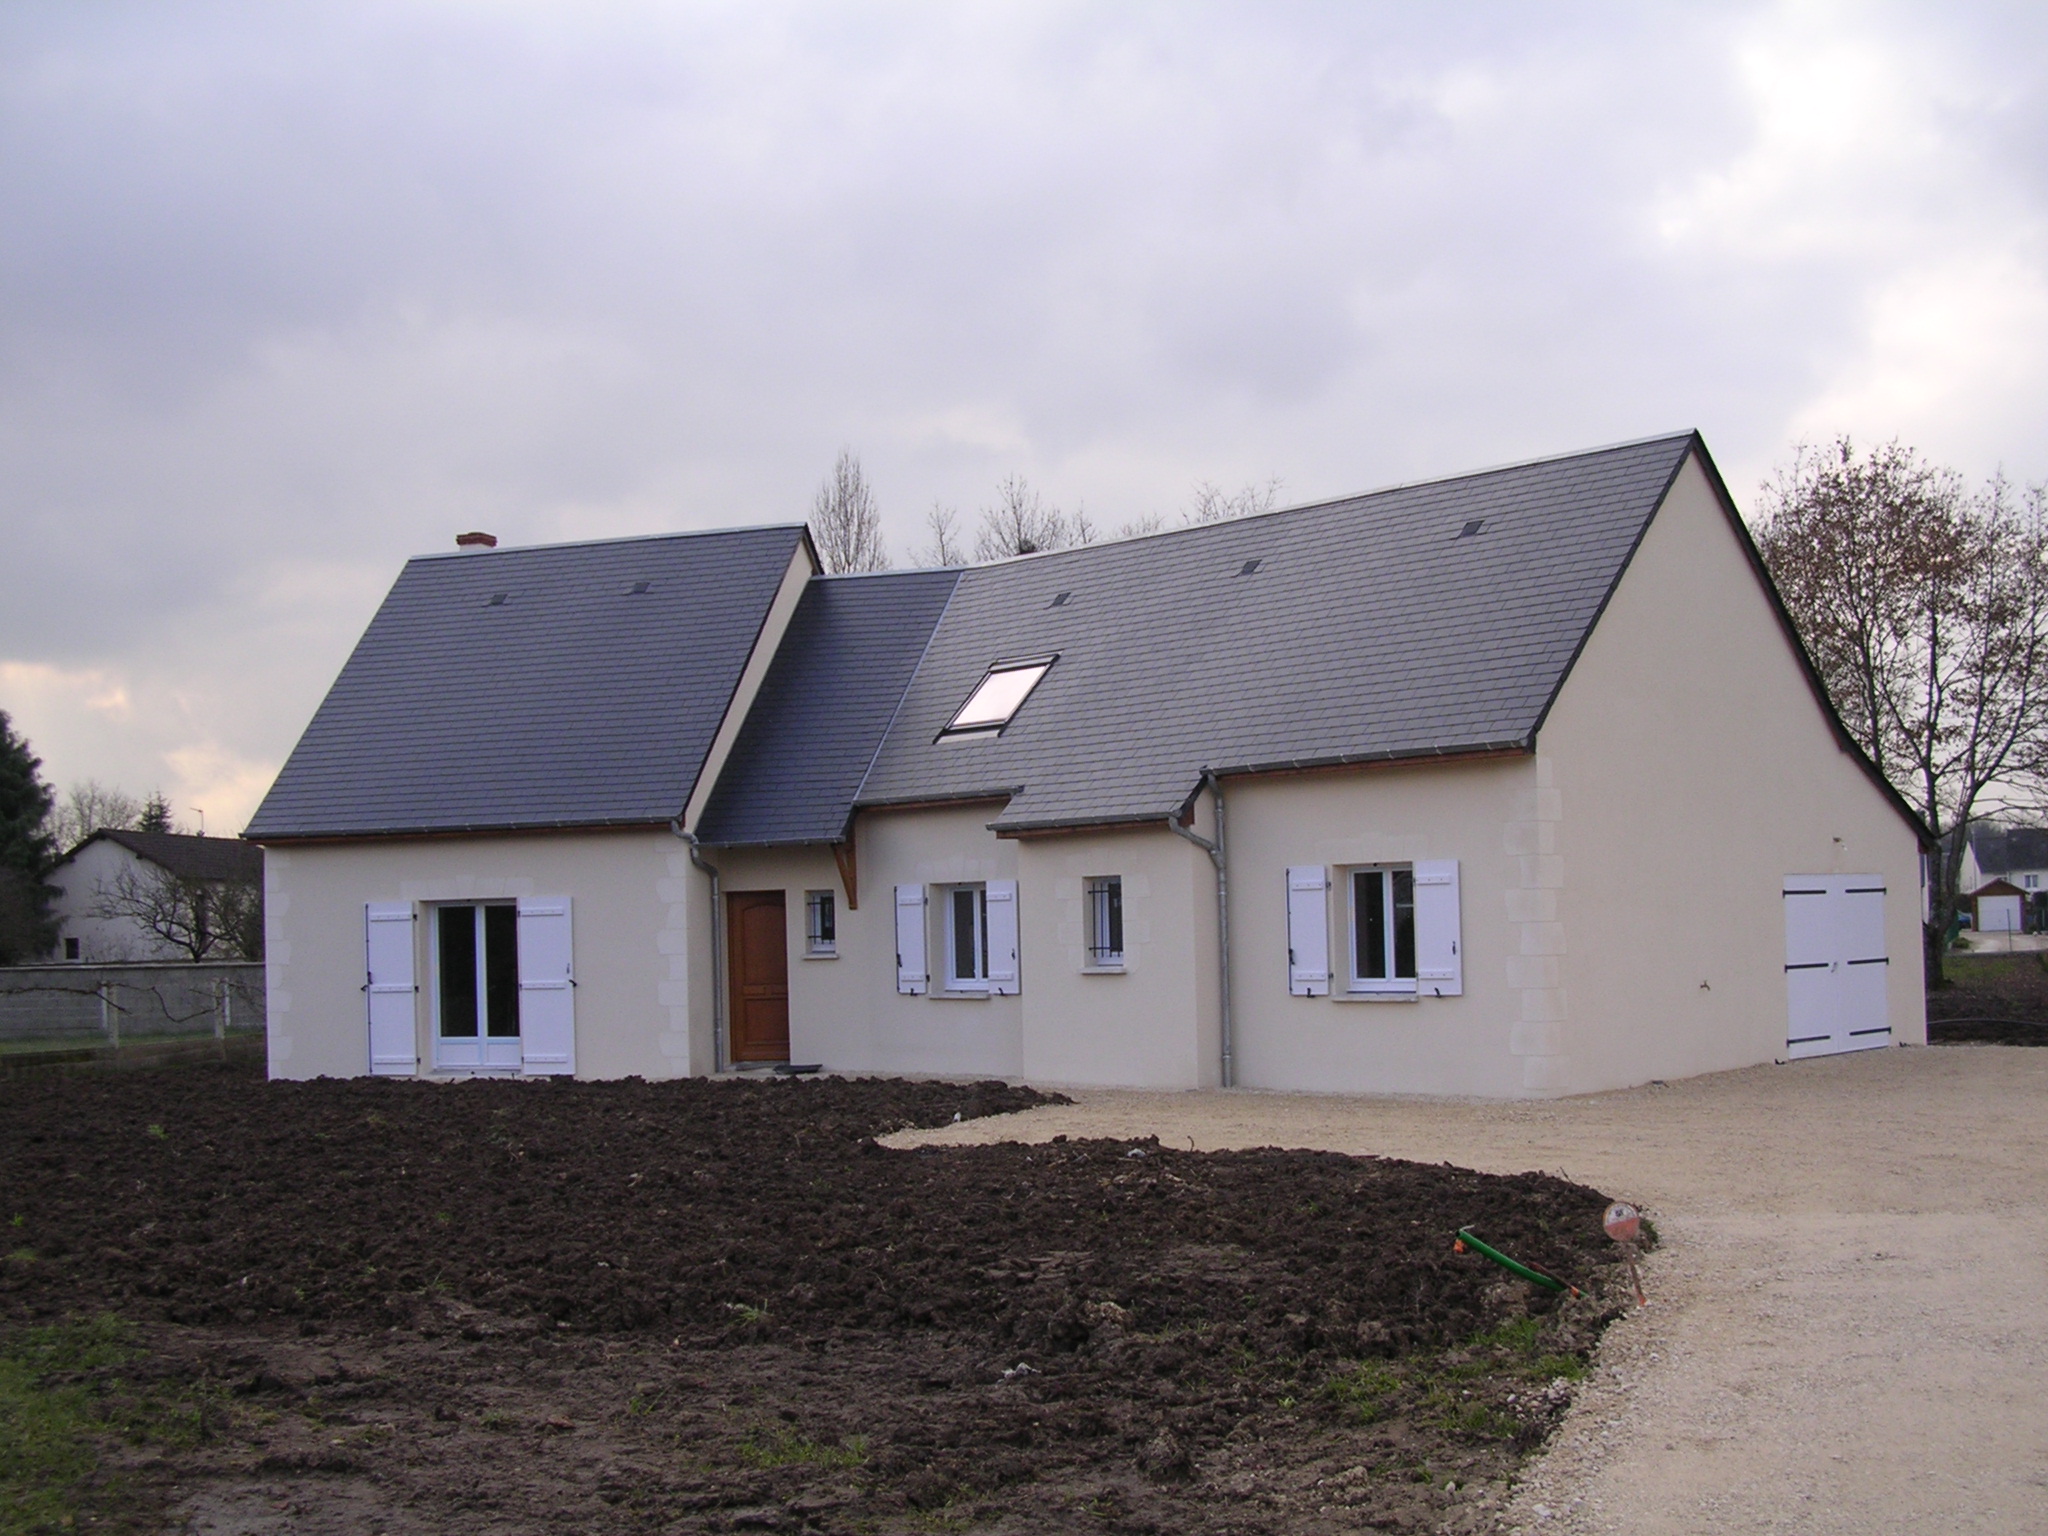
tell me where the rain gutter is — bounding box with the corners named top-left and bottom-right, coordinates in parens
top-left (1167, 769), bottom-right (1233, 1089)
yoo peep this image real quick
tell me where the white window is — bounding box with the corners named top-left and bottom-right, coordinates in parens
top-left (941, 656), bottom-right (1054, 737)
top-left (805, 890), bottom-right (837, 956)
top-left (1349, 867), bottom-right (1417, 993)
top-left (1085, 876), bottom-right (1123, 969)
top-left (941, 884), bottom-right (989, 991)
top-left (433, 902), bottom-right (523, 1069)
top-left (2027, 875), bottom-right (2039, 891)
top-left (410, 896), bottom-right (575, 1076)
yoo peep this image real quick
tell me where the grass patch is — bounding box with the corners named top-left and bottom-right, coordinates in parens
top-left (737, 1426), bottom-right (866, 1470)
top-left (0, 1314), bottom-right (222, 1534)
top-left (1319, 1362), bottom-right (1401, 1423)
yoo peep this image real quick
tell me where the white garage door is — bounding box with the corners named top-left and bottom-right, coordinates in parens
top-left (1783, 875), bottom-right (1891, 1060)
top-left (1978, 895), bottom-right (2023, 933)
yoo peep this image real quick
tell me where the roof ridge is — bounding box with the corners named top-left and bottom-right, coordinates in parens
top-left (954, 431), bottom-right (1700, 572)
top-left (411, 523), bottom-right (807, 563)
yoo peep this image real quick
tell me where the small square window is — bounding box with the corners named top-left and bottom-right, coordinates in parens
top-left (64, 936), bottom-right (81, 961)
top-left (1085, 877), bottom-right (1123, 969)
top-left (805, 890), bottom-right (837, 956)
top-left (941, 658), bottom-right (1054, 737)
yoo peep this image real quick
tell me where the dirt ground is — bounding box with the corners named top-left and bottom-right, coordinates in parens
top-left (0, 1069), bottom-right (1637, 1534)
top-left (1927, 951), bottom-right (2048, 1038)
top-left (895, 1044), bottom-right (2048, 1535)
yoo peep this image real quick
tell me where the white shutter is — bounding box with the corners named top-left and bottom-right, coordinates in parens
top-left (986, 880), bottom-right (1020, 995)
top-left (364, 902), bottom-right (418, 1076)
top-left (1412, 860), bottom-right (1463, 996)
top-left (895, 884), bottom-right (928, 995)
top-left (1783, 877), bottom-right (1838, 1058)
top-left (517, 897), bottom-right (575, 1076)
top-left (1837, 878), bottom-right (1890, 1046)
top-left (1286, 866), bottom-right (1330, 996)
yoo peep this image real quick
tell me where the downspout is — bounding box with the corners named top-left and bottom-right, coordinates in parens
top-left (1167, 770), bottom-right (1233, 1088)
top-left (670, 820), bottom-right (726, 1074)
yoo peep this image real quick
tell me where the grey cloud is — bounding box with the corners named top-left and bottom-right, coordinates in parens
top-left (3, 2), bottom-right (2047, 826)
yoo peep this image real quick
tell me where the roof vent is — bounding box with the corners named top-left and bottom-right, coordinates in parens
top-left (627, 580), bottom-right (652, 595)
top-left (456, 531), bottom-right (498, 551)
top-left (1458, 519), bottom-right (1487, 539)
top-left (486, 592), bottom-right (509, 607)
top-left (1238, 559), bottom-right (1262, 576)
top-left (1049, 591), bottom-right (1071, 608)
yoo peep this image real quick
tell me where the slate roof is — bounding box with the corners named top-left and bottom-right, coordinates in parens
top-left (853, 433), bottom-right (1699, 832)
top-left (245, 526), bottom-right (808, 839)
top-left (64, 830), bottom-right (263, 883)
top-left (694, 569), bottom-right (961, 847)
top-left (1967, 823), bottom-right (2048, 875)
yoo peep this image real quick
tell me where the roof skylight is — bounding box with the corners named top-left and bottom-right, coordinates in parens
top-left (941, 657), bottom-right (1055, 737)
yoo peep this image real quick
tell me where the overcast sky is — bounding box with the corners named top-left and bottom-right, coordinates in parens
top-left (5, 1), bottom-right (2047, 836)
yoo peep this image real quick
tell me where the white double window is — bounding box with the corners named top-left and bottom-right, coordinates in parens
top-left (1349, 867), bottom-right (1416, 993)
top-left (893, 881), bottom-right (1020, 997)
top-left (363, 897), bottom-right (576, 1078)
top-left (1286, 862), bottom-right (1461, 999)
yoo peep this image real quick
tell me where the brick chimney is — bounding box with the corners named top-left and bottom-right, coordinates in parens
top-left (455, 531), bottom-right (498, 552)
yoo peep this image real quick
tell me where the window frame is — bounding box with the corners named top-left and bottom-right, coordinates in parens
top-left (938, 655), bottom-right (1056, 739)
top-left (1346, 866), bottom-right (1418, 995)
top-left (1084, 875), bottom-right (1124, 971)
top-left (937, 883), bottom-right (990, 993)
top-left (804, 889), bottom-right (837, 958)
top-left (430, 901), bottom-right (523, 1052)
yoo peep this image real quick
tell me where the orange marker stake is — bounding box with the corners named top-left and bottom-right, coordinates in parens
top-left (1603, 1201), bottom-right (1648, 1307)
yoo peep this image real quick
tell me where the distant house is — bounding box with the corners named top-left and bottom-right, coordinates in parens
top-left (1965, 879), bottom-right (2027, 935)
top-left (246, 432), bottom-right (1930, 1096)
top-left (46, 830), bottom-right (265, 962)
top-left (1958, 824), bottom-right (2048, 928)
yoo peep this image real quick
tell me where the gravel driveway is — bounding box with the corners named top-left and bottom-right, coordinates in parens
top-left (892, 1046), bottom-right (2048, 1535)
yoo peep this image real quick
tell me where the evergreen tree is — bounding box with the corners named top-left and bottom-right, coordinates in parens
top-left (138, 791), bottom-right (175, 834)
top-left (0, 710), bottom-right (58, 962)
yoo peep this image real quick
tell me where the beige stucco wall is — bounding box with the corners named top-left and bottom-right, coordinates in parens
top-left (716, 805), bottom-right (1025, 1078)
top-left (1531, 450), bottom-right (1927, 1092)
top-left (262, 828), bottom-right (713, 1080)
top-left (716, 811), bottom-right (1220, 1089)
top-left (1014, 818), bottom-right (1220, 1089)
top-left (1223, 757), bottom-right (1536, 1096)
top-left (703, 843), bottom-right (847, 1070)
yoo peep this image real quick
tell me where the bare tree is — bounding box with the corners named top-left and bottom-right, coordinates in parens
top-left (1186, 476), bottom-right (1283, 525)
top-left (918, 504), bottom-right (965, 567)
top-left (807, 448), bottom-right (889, 573)
top-left (975, 475), bottom-right (1074, 561)
top-left (1751, 437), bottom-right (2048, 982)
top-left (46, 779), bottom-right (142, 852)
top-left (91, 865), bottom-right (264, 962)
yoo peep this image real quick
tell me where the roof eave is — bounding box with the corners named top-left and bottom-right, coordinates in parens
top-left (244, 816), bottom-right (680, 846)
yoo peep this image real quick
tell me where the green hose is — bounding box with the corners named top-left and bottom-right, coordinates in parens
top-left (1454, 1227), bottom-right (1579, 1297)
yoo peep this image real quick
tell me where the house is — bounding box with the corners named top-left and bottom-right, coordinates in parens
top-left (1958, 824), bottom-right (2048, 927)
top-left (46, 830), bottom-right (265, 962)
top-left (1966, 879), bottom-right (2027, 935)
top-left (244, 432), bottom-right (1930, 1096)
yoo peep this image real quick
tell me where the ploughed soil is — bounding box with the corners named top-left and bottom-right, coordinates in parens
top-left (1928, 952), bottom-right (2048, 1042)
top-left (0, 1067), bottom-right (1635, 1534)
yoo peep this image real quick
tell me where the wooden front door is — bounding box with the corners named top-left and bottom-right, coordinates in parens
top-left (727, 891), bottom-right (791, 1063)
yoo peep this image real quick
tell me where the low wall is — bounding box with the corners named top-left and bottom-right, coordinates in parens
top-left (0, 962), bottom-right (265, 1047)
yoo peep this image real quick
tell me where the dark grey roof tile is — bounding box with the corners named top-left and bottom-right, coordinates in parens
top-left (695, 570), bottom-right (961, 847)
top-left (853, 434), bottom-right (1696, 830)
top-left (245, 527), bottom-right (807, 838)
